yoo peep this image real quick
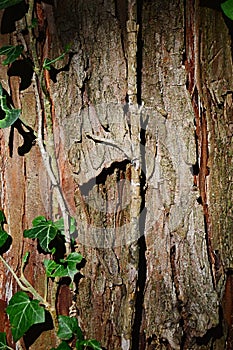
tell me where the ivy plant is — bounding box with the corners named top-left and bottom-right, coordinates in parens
top-left (0, 1), bottom-right (101, 349)
top-left (0, 210), bottom-right (9, 247)
top-left (0, 44), bottom-right (24, 65)
top-left (43, 44), bottom-right (71, 71)
top-left (0, 211), bottom-right (101, 350)
top-left (23, 215), bottom-right (66, 253)
top-left (0, 83), bottom-right (21, 128)
top-left (6, 291), bottom-right (45, 341)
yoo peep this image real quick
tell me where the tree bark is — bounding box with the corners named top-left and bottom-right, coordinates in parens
top-left (0, 0), bottom-right (233, 349)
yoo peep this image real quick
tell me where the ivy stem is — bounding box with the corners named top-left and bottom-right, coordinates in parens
top-left (0, 255), bottom-right (50, 308)
top-left (0, 255), bottom-right (28, 291)
top-left (32, 72), bottom-right (71, 254)
top-left (50, 276), bottom-right (60, 334)
top-left (26, 0), bottom-right (71, 255)
top-left (1, 252), bottom-right (60, 345)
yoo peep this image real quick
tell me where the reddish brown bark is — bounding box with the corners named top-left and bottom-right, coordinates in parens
top-left (0, 1), bottom-right (233, 349)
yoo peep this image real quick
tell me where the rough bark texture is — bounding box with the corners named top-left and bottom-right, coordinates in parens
top-left (0, 0), bottom-right (233, 349)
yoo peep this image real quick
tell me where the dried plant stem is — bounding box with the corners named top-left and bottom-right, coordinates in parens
top-left (32, 74), bottom-right (71, 254)
top-left (26, 0), bottom-right (71, 255)
top-left (0, 254), bottom-right (50, 308)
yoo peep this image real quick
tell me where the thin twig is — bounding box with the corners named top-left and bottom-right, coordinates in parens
top-left (32, 74), bottom-right (71, 253)
top-left (0, 255), bottom-right (28, 292)
top-left (0, 255), bottom-right (50, 307)
top-left (26, 0), bottom-right (71, 254)
top-left (86, 132), bottom-right (131, 159)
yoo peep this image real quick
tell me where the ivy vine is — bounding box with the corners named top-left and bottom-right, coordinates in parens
top-left (0, 211), bottom-right (101, 350)
top-left (0, 0), bottom-right (101, 349)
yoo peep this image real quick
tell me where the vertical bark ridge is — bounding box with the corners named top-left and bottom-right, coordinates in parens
top-left (120, 0), bottom-right (141, 343)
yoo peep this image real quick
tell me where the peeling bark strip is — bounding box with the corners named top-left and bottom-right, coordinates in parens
top-left (185, 0), bottom-right (216, 288)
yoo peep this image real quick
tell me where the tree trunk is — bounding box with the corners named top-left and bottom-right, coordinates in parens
top-left (0, 0), bottom-right (233, 349)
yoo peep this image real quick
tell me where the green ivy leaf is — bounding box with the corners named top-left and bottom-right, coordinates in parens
top-left (75, 341), bottom-right (84, 350)
top-left (0, 0), bottom-right (23, 10)
top-left (44, 259), bottom-right (57, 277)
top-left (75, 323), bottom-right (84, 342)
top-left (43, 44), bottom-right (71, 71)
top-left (57, 316), bottom-right (82, 340)
top-left (23, 217), bottom-right (58, 252)
top-left (0, 83), bottom-right (21, 128)
top-left (0, 210), bottom-right (5, 223)
top-left (0, 228), bottom-right (9, 248)
top-left (0, 332), bottom-right (7, 350)
top-left (44, 252), bottom-right (82, 281)
top-left (61, 252), bottom-right (83, 280)
top-left (0, 45), bottom-right (24, 65)
top-left (77, 339), bottom-right (102, 350)
top-left (46, 261), bottom-right (69, 279)
top-left (6, 291), bottom-right (45, 342)
top-left (83, 340), bottom-right (102, 350)
top-left (60, 252), bottom-right (83, 266)
top-left (221, 0), bottom-right (233, 20)
top-left (0, 210), bottom-right (9, 248)
top-left (50, 341), bottom-right (72, 350)
top-left (44, 259), bottom-right (66, 278)
top-left (32, 215), bottom-right (47, 226)
top-left (54, 217), bottom-right (76, 235)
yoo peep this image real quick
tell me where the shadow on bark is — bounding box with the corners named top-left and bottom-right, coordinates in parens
top-left (23, 311), bottom-right (54, 349)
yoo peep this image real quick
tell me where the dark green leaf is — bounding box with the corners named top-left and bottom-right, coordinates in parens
top-left (221, 0), bottom-right (233, 20)
top-left (0, 107), bottom-right (20, 128)
top-left (54, 217), bottom-right (76, 235)
top-left (32, 215), bottom-right (47, 226)
top-left (43, 44), bottom-right (71, 71)
top-left (50, 341), bottom-right (72, 350)
top-left (0, 0), bottom-right (23, 10)
top-left (49, 264), bottom-right (68, 278)
top-left (0, 211), bottom-right (5, 223)
top-left (80, 339), bottom-right (102, 350)
top-left (0, 83), bottom-right (21, 128)
top-left (0, 332), bottom-right (7, 350)
top-left (69, 217), bottom-right (76, 235)
top-left (0, 228), bottom-right (9, 248)
top-left (0, 45), bottom-right (24, 65)
top-left (47, 252), bottom-right (82, 280)
top-left (61, 252), bottom-right (83, 281)
top-left (65, 266), bottom-right (77, 281)
top-left (75, 324), bottom-right (84, 342)
top-left (24, 218), bottom-right (58, 252)
top-left (6, 291), bottom-right (45, 342)
top-left (0, 210), bottom-right (9, 249)
top-left (44, 259), bottom-right (57, 277)
top-left (53, 218), bottom-right (65, 232)
top-left (61, 252), bottom-right (83, 266)
top-left (75, 340), bottom-right (84, 350)
top-left (57, 316), bottom-right (81, 340)
top-left (44, 259), bottom-right (67, 278)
